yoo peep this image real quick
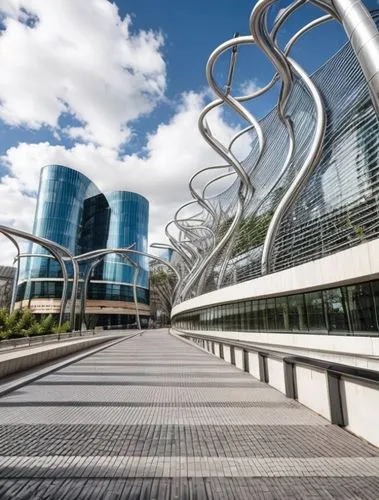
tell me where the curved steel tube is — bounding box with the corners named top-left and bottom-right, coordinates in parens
top-left (0, 232), bottom-right (21, 314)
top-left (179, 2), bottom-right (321, 295)
top-left (312, 0), bottom-right (379, 116)
top-left (165, 220), bottom-right (192, 270)
top-left (254, 5), bottom-right (332, 273)
top-left (178, 3), bottom-right (320, 295)
top-left (168, 0), bottom-right (379, 302)
top-left (80, 257), bottom-right (102, 330)
top-left (183, 6), bottom-right (313, 293)
top-left (0, 227), bottom-right (71, 327)
top-left (181, 35), bottom-right (269, 296)
top-left (77, 247), bottom-right (141, 331)
top-left (261, 57), bottom-right (326, 273)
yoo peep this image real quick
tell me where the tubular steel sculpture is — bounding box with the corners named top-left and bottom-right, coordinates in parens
top-left (74, 245), bottom-right (141, 330)
top-left (165, 1), bottom-right (379, 304)
top-left (75, 247), bottom-right (180, 319)
top-left (0, 225), bottom-right (75, 327)
top-left (1, 231), bottom-right (21, 314)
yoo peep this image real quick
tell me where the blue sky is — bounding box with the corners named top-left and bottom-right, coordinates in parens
top-left (0, 0), bottom-right (377, 263)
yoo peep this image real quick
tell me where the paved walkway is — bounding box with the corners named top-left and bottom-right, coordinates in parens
top-left (0, 329), bottom-right (379, 499)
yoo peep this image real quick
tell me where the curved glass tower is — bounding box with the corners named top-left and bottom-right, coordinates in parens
top-left (17, 165), bottom-right (150, 327)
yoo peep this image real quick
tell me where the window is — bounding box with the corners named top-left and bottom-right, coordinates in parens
top-left (305, 291), bottom-right (327, 332)
top-left (324, 288), bottom-right (348, 333)
top-left (232, 303), bottom-right (240, 331)
top-left (245, 301), bottom-right (252, 330)
top-left (175, 278), bottom-right (379, 337)
top-left (345, 283), bottom-right (377, 333)
top-left (239, 302), bottom-right (246, 331)
top-left (250, 301), bottom-right (259, 330)
top-left (258, 299), bottom-right (267, 331)
top-left (275, 296), bottom-right (289, 331)
top-left (266, 298), bottom-right (276, 331)
top-left (288, 294), bottom-right (308, 332)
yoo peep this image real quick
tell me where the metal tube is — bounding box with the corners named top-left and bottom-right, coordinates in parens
top-left (0, 232), bottom-right (20, 313)
top-left (132, 264), bottom-right (141, 330)
top-left (325, 0), bottom-right (379, 116)
top-left (70, 259), bottom-right (80, 330)
top-left (80, 258), bottom-right (102, 329)
top-left (17, 252), bottom-right (69, 327)
top-left (0, 229), bottom-right (70, 326)
top-left (0, 225), bottom-right (76, 328)
top-left (261, 56), bottom-right (326, 273)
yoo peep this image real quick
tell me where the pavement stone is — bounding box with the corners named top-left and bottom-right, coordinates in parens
top-left (0, 328), bottom-right (378, 499)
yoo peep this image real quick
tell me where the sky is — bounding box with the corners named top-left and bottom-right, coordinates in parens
top-left (0, 0), bottom-right (378, 264)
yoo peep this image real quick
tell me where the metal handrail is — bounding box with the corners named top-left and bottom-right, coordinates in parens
top-left (0, 329), bottom-right (97, 351)
top-left (176, 330), bottom-right (379, 386)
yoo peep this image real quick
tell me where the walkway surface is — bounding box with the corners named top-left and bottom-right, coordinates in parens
top-left (0, 329), bottom-right (379, 499)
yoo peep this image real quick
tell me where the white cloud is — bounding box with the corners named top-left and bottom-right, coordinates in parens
top-left (0, 2), bottom-right (252, 266)
top-left (0, 176), bottom-right (36, 266)
top-left (0, 0), bottom-right (166, 149)
top-left (1, 91), bottom-right (250, 259)
top-left (239, 79), bottom-right (260, 96)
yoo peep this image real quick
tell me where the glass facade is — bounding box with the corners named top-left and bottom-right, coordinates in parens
top-left (18, 165), bottom-right (149, 314)
top-left (102, 192), bottom-right (149, 288)
top-left (172, 279), bottom-right (379, 337)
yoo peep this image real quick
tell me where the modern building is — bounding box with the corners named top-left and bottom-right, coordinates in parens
top-left (16, 165), bottom-right (150, 328)
top-left (170, 6), bottom-right (379, 359)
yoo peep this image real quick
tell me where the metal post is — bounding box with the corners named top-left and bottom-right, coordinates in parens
top-left (80, 258), bottom-right (102, 330)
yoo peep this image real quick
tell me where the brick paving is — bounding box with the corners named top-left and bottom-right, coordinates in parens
top-left (0, 329), bottom-right (378, 499)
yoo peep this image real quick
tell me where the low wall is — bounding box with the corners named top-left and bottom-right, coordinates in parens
top-left (181, 331), bottom-right (379, 449)
top-left (0, 335), bottom-right (120, 379)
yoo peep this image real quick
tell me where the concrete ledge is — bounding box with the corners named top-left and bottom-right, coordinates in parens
top-left (0, 335), bottom-right (121, 379)
top-left (172, 238), bottom-right (379, 317)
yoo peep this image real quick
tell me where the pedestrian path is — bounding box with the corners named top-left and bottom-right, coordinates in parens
top-left (0, 329), bottom-right (378, 499)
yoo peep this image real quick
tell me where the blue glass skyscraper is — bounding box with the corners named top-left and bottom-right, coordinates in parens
top-left (17, 165), bottom-right (150, 327)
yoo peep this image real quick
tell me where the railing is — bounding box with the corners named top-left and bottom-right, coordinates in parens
top-left (176, 330), bottom-right (379, 448)
top-left (0, 330), bottom-right (96, 352)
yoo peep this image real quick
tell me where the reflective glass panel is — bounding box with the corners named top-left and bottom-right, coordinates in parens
top-left (345, 283), bottom-right (377, 333)
top-left (305, 291), bottom-right (327, 331)
top-left (324, 288), bottom-right (349, 332)
top-left (288, 294), bottom-right (308, 332)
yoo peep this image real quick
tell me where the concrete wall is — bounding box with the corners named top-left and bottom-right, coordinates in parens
top-left (0, 336), bottom-right (119, 379)
top-left (295, 366), bottom-right (330, 420)
top-left (223, 345), bottom-right (231, 363)
top-left (266, 357), bottom-right (286, 394)
top-left (248, 352), bottom-right (260, 379)
top-left (341, 378), bottom-right (379, 448)
top-left (234, 348), bottom-right (244, 370)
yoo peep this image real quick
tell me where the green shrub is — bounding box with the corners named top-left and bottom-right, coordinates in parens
top-left (16, 309), bottom-right (35, 333)
top-left (53, 321), bottom-right (70, 334)
top-left (39, 314), bottom-right (55, 335)
top-left (26, 323), bottom-right (42, 337)
top-left (0, 309), bottom-right (9, 331)
top-left (0, 309), bottom-right (69, 341)
top-left (4, 310), bottom-right (24, 338)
